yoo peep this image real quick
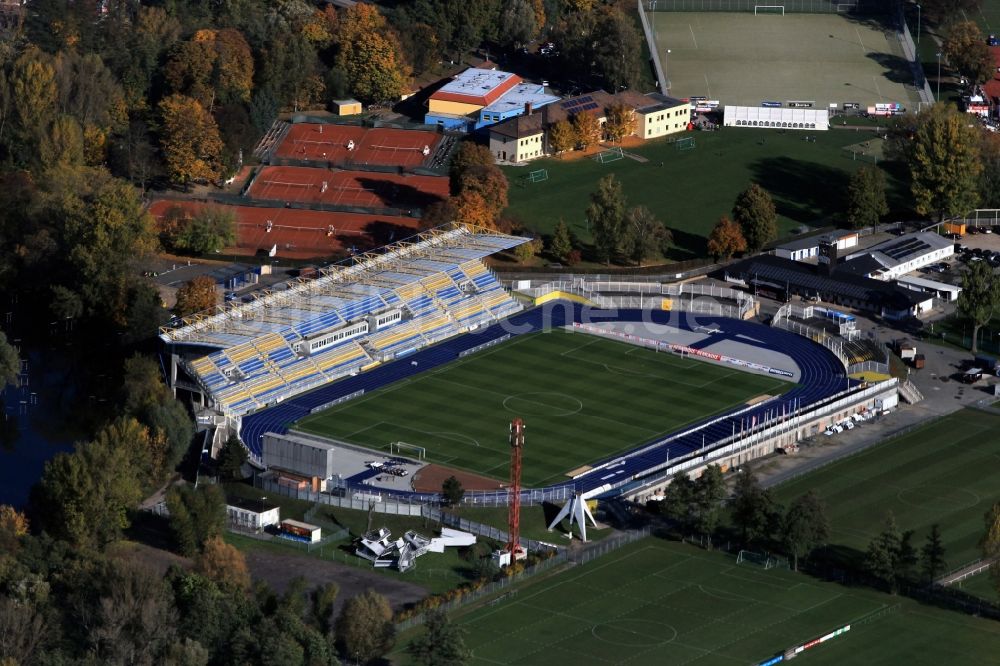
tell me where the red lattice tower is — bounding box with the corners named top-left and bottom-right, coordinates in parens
top-left (507, 418), bottom-right (525, 558)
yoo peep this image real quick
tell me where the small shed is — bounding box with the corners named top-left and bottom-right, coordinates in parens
top-left (333, 99), bottom-right (362, 116)
top-left (226, 497), bottom-right (281, 531)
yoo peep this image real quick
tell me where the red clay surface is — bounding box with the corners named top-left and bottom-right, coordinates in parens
top-left (411, 464), bottom-right (506, 493)
top-left (149, 199), bottom-right (422, 259)
top-left (273, 123), bottom-right (442, 168)
top-left (247, 166), bottom-right (448, 210)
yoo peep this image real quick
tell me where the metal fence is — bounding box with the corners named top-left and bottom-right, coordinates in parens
top-left (644, 0), bottom-right (887, 12)
top-left (638, 0), bottom-right (668, 91)
top-left (393, 527), bottom-right (653, 633)
top-left (772, 305), bottom-right (850, 370)
top-left (894, 0), bottom-right (934, 106)
top-left (422, 507), bottom-right (562, 553)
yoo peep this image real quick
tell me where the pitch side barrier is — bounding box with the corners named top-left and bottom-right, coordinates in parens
top-left (644, 0), bottom-right (889, 12)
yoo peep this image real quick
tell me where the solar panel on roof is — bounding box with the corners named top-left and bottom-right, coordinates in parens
top-left (584, 102), bottom-right (599, 110)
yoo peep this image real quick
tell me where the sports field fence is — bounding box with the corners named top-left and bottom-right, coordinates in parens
top-left (392, 527), bottom-right (653, 633)
top-left (643, 0), bottom-right (889, 12)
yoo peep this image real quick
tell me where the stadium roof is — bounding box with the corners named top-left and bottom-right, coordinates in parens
top-left (431, 68), bottom-right (522, 107)
top-left (159, 225), bottom-right (528, 348)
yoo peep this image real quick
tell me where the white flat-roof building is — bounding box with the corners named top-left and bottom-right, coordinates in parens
top-left (895, 275), bottom-right (962, 302)
top-left (775, 230), bottom-right (859, 262)
top-left (226, 497), bottom-right (281, 531)
top-left (841, 232), bottom-right (954, 281)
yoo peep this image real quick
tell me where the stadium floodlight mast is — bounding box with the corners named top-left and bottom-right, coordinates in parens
top-left (935, 52), bottom-right (942, 101)
top-left (916, 3), bottom-right (921, 45)
top-left (665, 49), bottom-right (671, 91)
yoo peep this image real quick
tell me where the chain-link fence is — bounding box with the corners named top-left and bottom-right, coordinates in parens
top-left (644, 0), bottom-right (888, 12)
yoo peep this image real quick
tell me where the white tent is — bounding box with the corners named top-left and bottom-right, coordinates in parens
top-left (724, 106), bottom-right (829, 131)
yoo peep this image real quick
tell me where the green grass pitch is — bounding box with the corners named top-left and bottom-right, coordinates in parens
top-left (501, 127), bottom-right (911, 258)
top-left (293, 329), bottom-right (788, 487)
top-left (649, 12), bottom-right (922, 109)
top-left (398, 539), bottom-right (1000, 665)
top-left (771, 408), bottom-right (1000, 568)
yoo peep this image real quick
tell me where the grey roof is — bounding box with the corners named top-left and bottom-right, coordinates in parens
top-left (836, 254), bottom-right (887, 278)
top-left (849, 232), bottom-right (952, 268)
top-left (775, 229), bottom-right (858, 253)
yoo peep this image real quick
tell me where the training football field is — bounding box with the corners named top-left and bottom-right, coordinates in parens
top-left (294, 329), bottom-right (788, 487)
top-left (649, 11), bottom-right (923, 108)
top-left (772, 408), bottom-right (1000, 566)
top-left (437, 539), bottom-right (1000, 665)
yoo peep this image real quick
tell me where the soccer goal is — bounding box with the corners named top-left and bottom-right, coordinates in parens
top-left (390, 441), bottom-right (426, 461)
top-left (527, 168), bottom-right (548, 183)
top-left (676, 136), bottom-right (696, 151)
top-left (594, 146), bottom-right (624, 164)
top-left (754, 5), bottom-right (785, 14)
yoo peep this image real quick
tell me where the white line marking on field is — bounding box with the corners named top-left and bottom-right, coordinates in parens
top-left (873, 76), bottom-right (883, 100)
top-left (855, 26), bottom-right (866, 51)
top-left (689, 23), bottom-right (698, 49)
top-left (704, 73), bottom-right (712, 98)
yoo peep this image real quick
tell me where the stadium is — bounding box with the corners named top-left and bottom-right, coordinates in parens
top-left (160, 223), bottom-right (902, 526)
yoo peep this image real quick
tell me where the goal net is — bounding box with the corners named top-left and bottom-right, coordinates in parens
top-left (390, 441), bottom-right (426, 461)
top-left (755, 5), bottom-right (785, 14)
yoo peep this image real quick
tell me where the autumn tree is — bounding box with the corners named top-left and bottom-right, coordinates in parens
top-left (172, 206), bottom-right (236, 255)
top-left (454, 165), bottom-right (509, 215)
top-left (449, 142), bottom-right (495, 184)
top-left (846, 166), bottom-right (889, 230)
top-left (165, 28), bottom-right (254, 109)
top-left (0, 504), bottom-right (29, 552)
top-left (10, 48), bottom-right (57, 164)
top-left (706, 215), bottom-right (748, 261)
top-left (624, 206), bottom-right (671, 265)
top-left (196, 536), bottom-right (251, 591)
top-left (336, 5), bottom-right (410, 104)
top-left (943, 21), bottom-right (994, 83)
top-left (335, 590), bottom-right (395, 663)
top-left (732, 183), bottom-right (777, 252)
top-left (548, 119), bottom-right (577, 155)
top-left (957, 260), bottom-right (1000, 353)
top-left (909, 103), bottom-right (982, 220)
top-left (452, 191), bottom-right (497, 229)
top-left (0, 331), bottom-right (19, 389)
top-left (514, 237), bottom-right (543, 263)
top-left (588, 174), bottom-right (627, 264)
top-left (39, 115), bottom-right (85, 169)
top-left (921, 0), bottom-right (983, 24)
top-left (174, 276), bottom-right (218, 317)
top-left (572, 112), bottom-right (602, 150)
top-left (605, 103), bottom-right (637, 143)
top-left (159, 94), bottom-right (224, 187)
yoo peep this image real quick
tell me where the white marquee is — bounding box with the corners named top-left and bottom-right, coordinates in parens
top-left (723, 106), bottom-right (830, 131)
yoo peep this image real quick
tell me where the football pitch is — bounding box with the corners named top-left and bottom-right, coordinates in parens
top-left (772, 408), bottom-right (1000, 566)
top-left (648, 11), bottom-right (923, 108)
top-left (294, 329), bottom-right (788, 487)
top-left (442, 539), bottom-right (1000, 665)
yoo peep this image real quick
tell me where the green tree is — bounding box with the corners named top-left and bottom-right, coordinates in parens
top-left (731, 467), bottom-right (780, 547)
top-left (442, 475), bottom-right (465, 505)
top-left (706, 215), bottom-right (748, 261)
top-left (121, 354), bottom-right (193, 473)
top-left (11, 48), bottom-right (57, 164)
top-left (0, 331), bottom-right (19, 389)
top-left (311, 582), bottom-right (339, 634)
top-left (218, 436), bottom-right (248, 481)
top-left (921, 0), bottom-right (983, 25)
top-left (846, 166), bottom-right (889, 230)
top-left (174, 207), bottom-right (236, 255)
top-left (782, 490), bottom-right (829, 571)
top-left (39, 115), bottom-right (85, 169)
top-left (587, 174), bottom-right (627, 265)
top-left (166, 484), bottom-right (226, 557)
top-left (957, 260), bottom-right (1000, 353)
top-left (407, 609), bottom-right (471, 666)
top-left (943, 20), bottom-right (994, 83)
top-left (921, 523), bottom-right (947, 584)
top-left (732, 183), bottom-right (777, 252)
top-left (980, 502), bottom-right (1000, 596)
top-left (593, 8), bottom-right (643, 91)
top-left (864, 512), bottom-right (913, 593)
top-left (692, 465), bottom-right (726, 548)
top-left (498, 0), bottom-right (539, 49)
top-left (660, 472), bottom-right (696, 534)
top-left (624, 206), bottom-right (671, 266)
top-left (909, 103), bottom-right (982, 220)
top-left (335, 589), bottom-right (395, 664)
top-left (549, 219), bottom-right (574, 261)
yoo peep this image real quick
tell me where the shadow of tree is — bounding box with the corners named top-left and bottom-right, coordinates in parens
top-left (749, 157), bottom-right (852, 224)
top-left (356, 178), bottom-right (446, 214)
top-left (866, 52), bottom-right (917, 85)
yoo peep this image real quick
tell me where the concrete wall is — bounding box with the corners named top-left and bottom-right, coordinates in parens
top-left (262, 432), bottom-right (335, 480)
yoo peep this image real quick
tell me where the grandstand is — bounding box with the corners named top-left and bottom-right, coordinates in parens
top-left (160, 226), bottom-right (527, 417)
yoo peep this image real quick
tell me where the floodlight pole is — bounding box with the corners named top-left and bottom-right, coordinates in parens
top-left (665, 49), bottom-right (671, 92)
top-left (935, 52), bottom-right (942, 102)
top-left (916, 4), bottom-right (921, 45)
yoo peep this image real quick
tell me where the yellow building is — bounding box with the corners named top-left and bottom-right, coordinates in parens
top-left (426, 68), bottom-right (522, 130)
top-left (635, 94), bottom-right (691, 139)
top-left (488, 112), bottom-right (545, 163)
top-left (332, 99), bottom-right (363, 116)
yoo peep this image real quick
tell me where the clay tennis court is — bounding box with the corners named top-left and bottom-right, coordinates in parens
top-left (148, 199), bottom-right (422, 259)
top-left (246, 166), bottom-right (449, 210)
top-left (273, 123), bottom-right (442, 168)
